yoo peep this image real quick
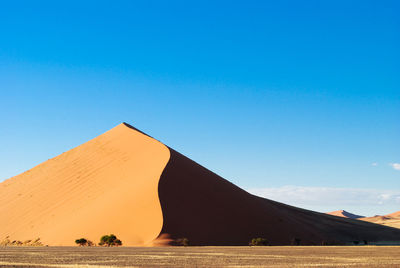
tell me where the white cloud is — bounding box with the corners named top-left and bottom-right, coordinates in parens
top-left (247, 185), bottom-right (400, 213)
top-left (371, 162), bottom-right (378, 166)
top-left (390, 163), bottom-right (400, 170)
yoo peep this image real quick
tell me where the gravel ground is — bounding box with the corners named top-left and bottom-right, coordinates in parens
top-left (1, 246), bottom-right (400, 267)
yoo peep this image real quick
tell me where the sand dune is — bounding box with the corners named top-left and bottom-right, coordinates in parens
top-left (387, 211), bottom-right (400, 218)
top-left (360, 211), bottom-right (400, 229)
top-left (1, 123), bottom-right (400, 246)
top-left (0, 123), bottom-right (170, 246)
top-left (326, 210), bottom-right (364, 219)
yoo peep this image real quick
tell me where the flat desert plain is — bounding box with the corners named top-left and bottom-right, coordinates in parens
top-left (1, 246), bottom-right (400, 267)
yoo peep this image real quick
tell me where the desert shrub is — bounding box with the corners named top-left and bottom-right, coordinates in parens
top-left (31, 238), bottom-right (43, 246)
top-left (249, 238), bottom-right (268, 246)
top-left (10, 240), bottom-right (23, 246)
top-left (0, 236), bottom-right (11, 246)
top-left (321, 240), bottom-right (336, 246)
top-left (0, 237), bottom-right (44, 247)
top-left (291, 237), bottom-right (301, 246)
top-left (75, 238), bottom-right (88, 246)
top-left (11, 240), bottom-right (23, 246)
top-left (175, 238), bottom-right (189, 246)
top-left (99, 234), bottom-right (122, 247)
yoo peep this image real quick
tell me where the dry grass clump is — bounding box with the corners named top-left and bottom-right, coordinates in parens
top-left (0, 236), bottom-right (45, 246)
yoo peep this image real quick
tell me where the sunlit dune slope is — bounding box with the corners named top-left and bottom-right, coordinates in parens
top-left (0, 123), bottom-right (170, 246)
top-left (387, 211), bottom-right (400, 218)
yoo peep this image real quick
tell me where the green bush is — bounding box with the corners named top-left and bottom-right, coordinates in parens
top-left (249, 237), bottom-right (268, 246)
top-left (99, 234), bottom-right (122, 247)
top-left (75, 238), bottom-right (88, 246)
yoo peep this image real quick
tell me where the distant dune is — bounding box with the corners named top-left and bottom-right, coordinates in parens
top-left (387, 211), bottom-right (400, 218)
top-left (1, 123), bottom-right (400, 246)
top-left (326, 210), bottom-right (364, 219)
top-left (326, 210), bottom-right (400, 230)
top-left (360, 211), bottom-right (400, 230)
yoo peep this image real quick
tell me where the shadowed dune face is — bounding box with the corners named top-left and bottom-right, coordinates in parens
top-left (0, 124), bottom-right (170, 246)
top-left (158, 149), bottom-right (400, 245)
top-left (157, 149), bottom-right (309, 245)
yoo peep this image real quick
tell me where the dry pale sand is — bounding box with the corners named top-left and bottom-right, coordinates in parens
top-left (0, 246), bottom-right (400, 267)
top-left (1, 123), bottom-right (400, 246)
top-left (0, 123), bottom-right (170, 246)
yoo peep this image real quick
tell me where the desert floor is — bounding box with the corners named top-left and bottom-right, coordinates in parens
top-left (0, 246), bottom-right (399, 267)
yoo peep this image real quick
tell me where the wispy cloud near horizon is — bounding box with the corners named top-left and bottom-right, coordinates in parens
top-left (390, 163), bottom-right (400, 170)
top-left (247, 185), bottom-right (400, 216)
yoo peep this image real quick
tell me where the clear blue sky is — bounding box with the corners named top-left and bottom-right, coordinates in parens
top-left (1, 1), bottom-right (399, 216)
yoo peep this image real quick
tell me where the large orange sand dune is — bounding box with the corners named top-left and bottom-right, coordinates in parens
top-left (0, 123), bottom-right (169, 246)
top-left (1, 123), bottom-right (400, 246)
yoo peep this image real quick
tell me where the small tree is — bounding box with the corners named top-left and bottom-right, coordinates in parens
top-left (75, 238), bottom-right (87, 246)
top-left (99, 234), bottom-right (122, 247)
top-left (249, 238), bottom-right (268, 246)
